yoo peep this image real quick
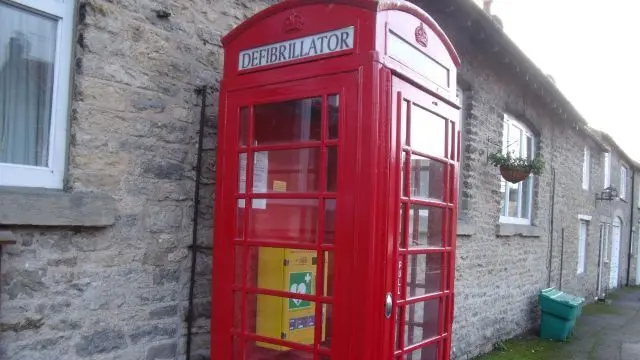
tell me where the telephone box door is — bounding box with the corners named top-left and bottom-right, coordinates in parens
top-left (212, 72), bottom-right (358, 360)
top-left (388, 76), bottom-right (459, 360)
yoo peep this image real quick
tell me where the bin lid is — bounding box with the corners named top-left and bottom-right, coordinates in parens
top-left (540, 288), bottom-right (584, 307)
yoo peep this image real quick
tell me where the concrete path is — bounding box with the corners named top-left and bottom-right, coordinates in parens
top-left (561, 287), bottom-right (640, 360)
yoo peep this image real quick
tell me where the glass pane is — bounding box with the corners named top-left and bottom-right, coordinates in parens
top-left (401, 152), bottom-right (409, 197)
top-left (246, 293), bottom-right (321, 352)
top-left (327, 147), bottom-right (337, 192)
top-left (324, 199), bottom-right (336, 244)
top-left (520, 176), bottom-right (532, 219)
top-left (410, 105), bottom-right (446, 158)
top-left (524, 135), bottom-right (532, 160)
top-left (321, 303), bottom-right (333, 348)
top-left (254, 97), bottom-right (322, 145)
top-left (240, 107), bottom-right (249, 146)
top-left (507, 124), bottom-right (521, 155)
top-left (235, 246), bottom-right (245, 285)
top-left (500, 179), bottom-right (507, 216)
top-left (323, 251), bottom-right (335, 297)
top-left (401, 100), bottom-right (408, 146)
top-left (246, 247), bottom-right (319, 294)
top-left (328, 95), bottom-right (339, 139)
top-left (233, 336), bottom-right (241, 360)
top-left (405, 298), bottom-right (440, 347)
top-left (0, 3), bottom-right (57, 167)
top-left (233, 292), bottom-right (242, 330)
top-left (407, 205), bottom-right (444, 248)
top-left (410, 156), bottom-right (445, 201)
top-left (249, 199), bottom-right (319, 244)
top-left (399, 204), bottom-right (407, 248)
top-left (406, 343), bottom-right (438, 360)
top-left (239, 153), bottom-right (248, 194)
top-left (507, 182), bottom-right (518, 218)
top-left (406, 253), bottom-right (442, 298)
top-left (395, 308), bottom-right (401, 350)
top-left (237, 199), bottom-right (245, 239)
top-left (243, 149), bottom-right (321, 194)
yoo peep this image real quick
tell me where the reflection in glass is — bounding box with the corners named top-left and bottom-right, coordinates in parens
top-left (406, 253), bottom-right (442, 298)
top-left (239, 107), bottom-right (249, 146)
top-left (0, 3), bottom-right (57, 166)
top-left (327, 147), bottom-right (338, 192)
top-left (406, 343), bottom-right (438, 360)
top-left (254, 97), bottom-right (322, 145)
top-left (410, 156), bottom-right (445, 201)
top-left (399, 204), bottom-right (406, 248)
top-left (328, 95), bottom-right (339, 139)
top-left (404, 298), bottom-right (440, 346)
top-left (255, 149), bottom-right (321, 193)
top-left (249, 199), bottom-right (319, 244)
top-left (410, 105), bottom-right (446, 158)
top-left (324, 199), bottom-right (336, 244)
top-left (507, 182), bottom-right (518, 218)
top-left (407, 205), bottom-right (444, 248)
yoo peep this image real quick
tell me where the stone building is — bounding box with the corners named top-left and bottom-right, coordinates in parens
top-left (0, 0), bottom-right (637, 360)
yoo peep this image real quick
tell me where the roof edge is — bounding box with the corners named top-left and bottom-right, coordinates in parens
top-left (452, 0), bottom-right (639, 167)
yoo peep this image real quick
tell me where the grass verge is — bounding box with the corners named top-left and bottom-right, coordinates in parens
top-left (474, 337), bottom-right (565, 360)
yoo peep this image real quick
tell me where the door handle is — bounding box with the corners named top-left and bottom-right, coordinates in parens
top-left (384, 292), bottom-right (392, 319)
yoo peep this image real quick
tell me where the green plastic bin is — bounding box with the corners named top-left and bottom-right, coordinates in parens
top-left (539, 311), bottom-right (576, 341)
top-left (539, 288), bottom-right (584, 320)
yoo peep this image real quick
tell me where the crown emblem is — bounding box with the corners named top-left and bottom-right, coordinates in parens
top-left (415, 23), bottom-right (428, 48)
top-left (283, 11), bottom-right (304, 34)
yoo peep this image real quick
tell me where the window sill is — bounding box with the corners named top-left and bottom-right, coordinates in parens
top-left (457, 221), bottom-right (476, 236)
top-left (496, 223), bottom-right (543, 238)
top-left (0, 187), bottom-right (117, 227)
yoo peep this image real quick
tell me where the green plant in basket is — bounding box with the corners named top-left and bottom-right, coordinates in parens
top-left (489, 151), bottom-right (544, 183)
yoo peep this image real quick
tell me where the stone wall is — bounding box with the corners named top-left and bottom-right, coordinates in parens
top-left (1, 1), bottom-right (638, 360)
top-left (0, 0), bottom-right (275, 359)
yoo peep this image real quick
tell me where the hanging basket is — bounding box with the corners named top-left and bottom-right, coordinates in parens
top-left (499, 166), bottom-right (531, 184)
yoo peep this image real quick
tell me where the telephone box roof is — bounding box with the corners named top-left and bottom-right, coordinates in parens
top-left (221, 0), bottom-right (461, 68)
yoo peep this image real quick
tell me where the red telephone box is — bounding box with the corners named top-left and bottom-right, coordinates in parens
top-left (212, 1), bottom-right (461, 359)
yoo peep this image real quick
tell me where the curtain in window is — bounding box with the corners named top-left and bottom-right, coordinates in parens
top-left (0, 3), bottom-right (56, 167)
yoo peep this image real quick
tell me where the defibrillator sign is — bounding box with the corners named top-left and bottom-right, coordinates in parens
top-left (288, 271), bottom-right (313, 310)
top-left (238, 26), bottom-right (355, 71)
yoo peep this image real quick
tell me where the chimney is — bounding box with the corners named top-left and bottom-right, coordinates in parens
top-left (483, 0), bottom-right (493, 14)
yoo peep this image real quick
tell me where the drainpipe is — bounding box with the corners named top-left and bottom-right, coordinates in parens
top-left (559, 228), bottom-right (565, 290)
top-left (626, 170), bottom-right (636, 286)
top-left (547, 167), bottom-right (556, 288)
top-left (596, 224), bottom-right (603, 299)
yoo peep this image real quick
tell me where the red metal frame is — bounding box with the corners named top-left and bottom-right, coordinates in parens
top-left (214, 1), bottom-right (460, 359)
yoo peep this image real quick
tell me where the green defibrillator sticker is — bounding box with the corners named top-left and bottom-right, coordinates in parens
top-left (288, 271), bottom-right (313, 310)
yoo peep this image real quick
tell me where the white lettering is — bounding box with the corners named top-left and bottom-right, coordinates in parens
top-left (238, 26), bottom-right (355, 71)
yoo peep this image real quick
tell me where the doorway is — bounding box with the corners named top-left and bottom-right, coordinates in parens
top-left (388, 76), bottom-right (458, 359)
top-left (636, 226), bottom-right (640, 286)
top-left (212, 73), bottom-right (358, 359)
top-left (609, 217), bottom-right (622, 290)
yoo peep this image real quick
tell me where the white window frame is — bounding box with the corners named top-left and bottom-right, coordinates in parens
top-left (499, 114), bottom-right (535, 225)
top-left (582, 146), bottom-right (590, 190)
top-left (0, 0), bottom-right (74, 189)
top-left (578, 218), bottom-right (589, 274)
top-left (620, 165), bottom-right (628, 200)
top-left (603, 152), bottom-right (611, 187)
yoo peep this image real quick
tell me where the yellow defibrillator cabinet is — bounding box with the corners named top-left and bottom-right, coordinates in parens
top-left (256, 248), bottom-right (327, 349)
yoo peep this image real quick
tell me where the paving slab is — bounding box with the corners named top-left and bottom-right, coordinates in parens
top-left (560, 287), bottom-right (640, 360)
